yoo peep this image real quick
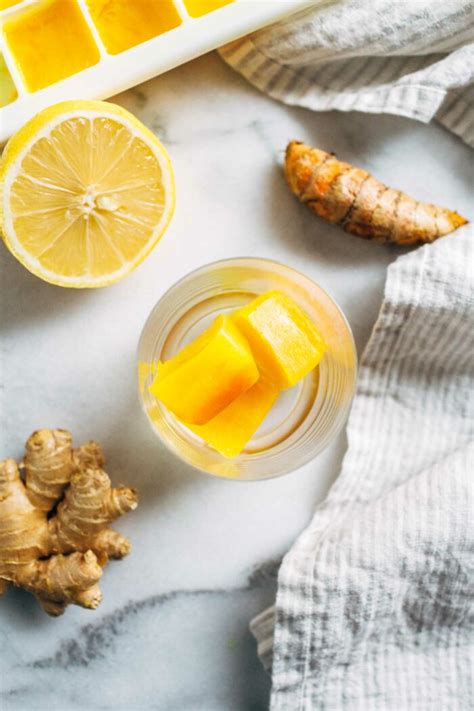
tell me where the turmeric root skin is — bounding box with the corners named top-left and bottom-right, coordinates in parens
top-left (285, 141), bottom-right (468, 245)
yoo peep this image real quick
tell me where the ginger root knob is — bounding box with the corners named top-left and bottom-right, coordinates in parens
top-left (0, 430), bottom-right (138, 616)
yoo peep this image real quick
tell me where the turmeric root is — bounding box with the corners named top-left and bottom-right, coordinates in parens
top-left (0, 429), bottom-right (138, 616)
top-left (285, 141), bottom-right (468, 245)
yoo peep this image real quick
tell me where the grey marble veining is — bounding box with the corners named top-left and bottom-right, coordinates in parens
top-left (2, 562), bottom-right (278, 710)
top-left (0, 52), bottom-right (472, 711)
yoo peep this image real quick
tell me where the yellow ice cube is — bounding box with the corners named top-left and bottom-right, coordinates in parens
top-left (149, 315), bottom-right (259, 425)
top-left (232, 291), bottom-right (327, 389)
top-left (4, 0), bottom-right (100, 92)
top-left (86, 0), bottom-right (181, 55)
top-left (183, 0), bottom-right (234, 18)
top-left (188, 378), bottom-right (279, 458)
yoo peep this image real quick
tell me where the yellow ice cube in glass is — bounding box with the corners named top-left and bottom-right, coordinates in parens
top-left (184, 0), bottom-right (234, 18)
top-left (86, 0), bottom-right (182, 55)
top-left (4, 0), bottom-right (100, 92)
top-left (0, 54), bottom-right (17, 107)
top-left (188, 378), bottom-right (279, 458)
top-left (149, 315), bottom-right (259, 425)
top-left (232, 291), bottom-right (327, 389)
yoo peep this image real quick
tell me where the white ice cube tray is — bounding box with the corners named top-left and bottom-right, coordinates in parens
top-left (0, 0), bottom-right (313, 143)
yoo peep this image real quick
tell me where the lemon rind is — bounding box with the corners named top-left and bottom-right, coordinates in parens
top-left (0, 100), bottom-right (175, 288)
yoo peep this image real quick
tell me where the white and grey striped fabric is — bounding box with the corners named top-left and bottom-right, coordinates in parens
top-left (223, 5), bottom-right (474, 705)
top-left (220, 0), bottom-right (474, 147)
top-left (250, 224), bottom-right (474, 709)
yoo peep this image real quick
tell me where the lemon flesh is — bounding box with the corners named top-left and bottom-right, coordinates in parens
top-left (0, 100), bottom-right (175, 287)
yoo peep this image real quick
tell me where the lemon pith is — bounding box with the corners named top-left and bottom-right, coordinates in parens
top-left (0, 100), bottom-right (175, 288)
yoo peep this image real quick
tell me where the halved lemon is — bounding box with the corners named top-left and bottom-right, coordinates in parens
top-left (0, 100), bottom-right (175, 287)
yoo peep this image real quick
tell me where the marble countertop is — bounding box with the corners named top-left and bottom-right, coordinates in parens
top-left (0, 52), bottom-right (472, 711)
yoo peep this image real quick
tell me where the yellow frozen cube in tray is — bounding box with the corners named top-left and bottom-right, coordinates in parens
top-left (0, 1), bottom-right (22, 9)
top-left (232, 291), bottom-right (327, 389)
top-left (4, 0), bottom-right (100, 92)
top-left (86, 0), bottom-right (182, 55)
top-left (0, 54), bottom-right (17, 107)
top-left (150, 315), bottom-right (259, 425)
top-left (184, 0), bottom-right (234, 18)
top-left (188, 378), bottom-right (279, 458)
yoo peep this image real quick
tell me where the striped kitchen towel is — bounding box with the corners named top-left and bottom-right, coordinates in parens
top-left (220, 0), bottom-right (474, 147)
top-left (250, 224), bottom-right (474, 709)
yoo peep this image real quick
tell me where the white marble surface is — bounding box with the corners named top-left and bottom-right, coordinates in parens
top-left (0, 52), bottom-right (472, 711)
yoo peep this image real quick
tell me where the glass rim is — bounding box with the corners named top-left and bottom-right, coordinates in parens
top-left (139, 255), bottom-right (357, 350)
top-left (137, 257), bottom-right (358, 481)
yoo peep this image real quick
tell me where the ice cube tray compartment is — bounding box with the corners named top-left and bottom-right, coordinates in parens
top-left (85, 0), bottom-right (184, 55)
top-left (3, 0), bottom-right (101, 92)
top-left (0, 51), bottom-right (16, 106)
top-left (0, 0), bottom-right (313, 142)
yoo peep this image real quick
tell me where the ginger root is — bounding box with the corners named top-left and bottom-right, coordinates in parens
top-left (285, 141), bottom-right (468, 245)
top-left (0, 429), bottom-right (138, 616)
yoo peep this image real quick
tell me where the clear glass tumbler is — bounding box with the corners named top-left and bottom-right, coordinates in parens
top-left (137, 258), bottom-right (357, 480)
